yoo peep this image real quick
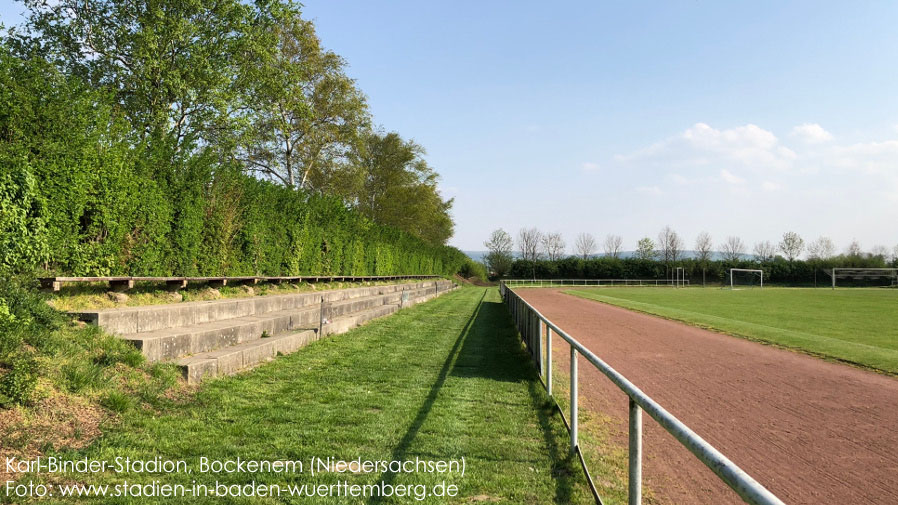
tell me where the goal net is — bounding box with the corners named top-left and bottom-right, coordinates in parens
top-left (829, 268), bottom-right (898, 288)
top-left (728, 269), bottom-right (763, 289)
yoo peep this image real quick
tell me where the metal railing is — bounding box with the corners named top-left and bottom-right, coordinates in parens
top-left (501, 278), bottom-right (690, 288)
top-left (499, 282), bottom-right (785, 505)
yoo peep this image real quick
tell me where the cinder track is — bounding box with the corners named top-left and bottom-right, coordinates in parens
top-left (517, 288), bottom-right (898, 505)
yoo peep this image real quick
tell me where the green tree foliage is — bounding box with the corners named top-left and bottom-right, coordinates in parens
top-left (635, 237), bottom-right (656, 260)
top-left (484, 229), bottom-right (515, 278)
top-left (22, 0), bottom-right (252, 148)
top-left (233, 3), bottom-right (368, 189)
top-left (508, 254), bottom-right (893, 286)
top-left (352, 131), bottom-right (454, 245)
top-left (1, 1), bottom-right (461, 277)
top-left (0, 43), bottom-right (465, 277)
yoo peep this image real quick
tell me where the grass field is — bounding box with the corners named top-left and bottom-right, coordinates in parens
top-left (16, 288), bottom-right (599, 504)
top-left (565, 287), bottom-right (898, 375)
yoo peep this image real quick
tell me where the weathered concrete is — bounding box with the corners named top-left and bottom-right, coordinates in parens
top-left (76, 280), bottom-right (457, 383)
top-left (75, 280), bottom-right (453, 335)
top-left (177, 329), bottom-right (318, 384)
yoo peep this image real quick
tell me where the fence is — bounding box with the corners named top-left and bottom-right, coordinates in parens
top-left (499, 281), bottom-right (785, 505)
top-left (501, 278), bottom-right (690, 288)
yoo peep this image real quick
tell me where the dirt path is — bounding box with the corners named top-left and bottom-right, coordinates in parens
top-left (516, 288), bottom-right (898, 505)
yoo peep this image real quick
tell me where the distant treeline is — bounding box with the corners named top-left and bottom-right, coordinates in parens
top-left (0, 0), bottom-right (473, 278)
top-left (507, 255), bottom-right (896, 285)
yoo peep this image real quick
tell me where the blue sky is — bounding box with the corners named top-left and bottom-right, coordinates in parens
top-left (3, 1), bottom-right (897, 255)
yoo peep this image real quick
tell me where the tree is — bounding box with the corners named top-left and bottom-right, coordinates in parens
top-left (871, 245), bottom-right (889, 260)
top-left (518, 228), bottom-right (543, 261)
top-left (541, 232), bottom-right (566, 261)
top-left (752, 241), bottom-right (776, 262)
top-left (846, 240), bottom-right (862, 258)
top-left (483, 229), bottom-right (514, 277)
top-left (234, 7), bottom-right (368, 190)
top-left (720, 236), bottom-right (745, 262)
top-left (779, 232), bottom-right (805, 262)
top-left (353, 132), bottom-right (453, 244)
top-left (603, 234), bottom-right (623, 258)
top-left (657, 226), bottom-right (683, 263)
top-left (807, 237), bottom-right (835, 260)
top-left (574, 233), bottom-right (597, 259)
top-left (695, 232), bottom-right (713, 264)
top-left (635, 237), bottom-right (656, 260)
top-left (23, 0), bottom-right (255, 148)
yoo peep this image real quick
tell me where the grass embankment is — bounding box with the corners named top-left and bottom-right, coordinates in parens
top-left (18, 288), bottom-right (595, 504)
top-left (565, 287), bottom-right (898, 374)
top-left (0, 278), bottom-right (182, 484)
top-left (47, 280), bottom-right (416, 312)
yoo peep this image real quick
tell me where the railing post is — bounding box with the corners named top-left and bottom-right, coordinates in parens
top-left (538, 318), bottom-right (544, 375)
top-left (570, 347), bottom-right (578, 453)
top-left (546, 325), bottom-right (552, 396)
top-left (628, 397), bottom-right (643, 505)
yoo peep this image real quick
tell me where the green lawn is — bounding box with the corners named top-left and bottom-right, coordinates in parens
top-left (565, 287), bottom-right (898, 374)
top-left (18, 287), bottom-right (597, 504)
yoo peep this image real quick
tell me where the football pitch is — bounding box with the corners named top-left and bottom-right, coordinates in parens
top-left (564, 287), bottom-right (898, 375)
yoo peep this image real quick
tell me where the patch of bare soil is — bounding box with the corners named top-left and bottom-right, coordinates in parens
top-left (0, 393), bottom-right (106, 482)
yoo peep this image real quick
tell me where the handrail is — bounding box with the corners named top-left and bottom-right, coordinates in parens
top-left (501, 278), bottom-right (690, 287)
top-left (500, 281), bottom-right (785, 505)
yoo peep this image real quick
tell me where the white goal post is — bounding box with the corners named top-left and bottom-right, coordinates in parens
top-left (729, 268), bottom-right (763, 289)
top-left (830, 268), bottom-right (898, 289)
top-left (675, 267), bottom-right (686, 288)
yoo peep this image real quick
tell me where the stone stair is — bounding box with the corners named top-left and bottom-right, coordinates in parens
top-left (74, 280), bottom-right (456, 383)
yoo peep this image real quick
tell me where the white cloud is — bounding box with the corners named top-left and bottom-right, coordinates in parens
top-left (829, 139), bottom-right (898, 174)
top-left (762, 181), bottom-right (782, 192)
top-left (615, 122), bottom-right (796, 171)
top-left (580, 162), bottom-right (599, 172)
top-left (635, 185), bottom-right (663, 195)
top-left (790, 123), bottom-right (833, 144)
top-left (720, 169), bottom-right (745, 185)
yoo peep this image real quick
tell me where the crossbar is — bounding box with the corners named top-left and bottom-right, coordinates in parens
top-left (499, 281), bottom-right (785, 505)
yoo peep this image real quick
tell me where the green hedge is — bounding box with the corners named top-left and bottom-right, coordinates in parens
top-left (508, 255), bottom-right (895, 286)
top-left (0, 48), bottom-right (467, 278)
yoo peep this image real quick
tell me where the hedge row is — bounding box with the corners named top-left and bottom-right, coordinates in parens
top-left (0, 48), bottom-right (467, 278)
top-left (508, 255), bottom-right (896, 286)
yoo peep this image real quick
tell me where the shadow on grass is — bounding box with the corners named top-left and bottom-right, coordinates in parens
top-left (371, 291), bottom-right (583, 504)
top-left (368, 289), bottom-right (487, 504)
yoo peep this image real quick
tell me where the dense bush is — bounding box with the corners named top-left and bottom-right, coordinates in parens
top-left (507, 255), bottom-right (894, 286)
top-left (0, 47), bottom-right (467, 279)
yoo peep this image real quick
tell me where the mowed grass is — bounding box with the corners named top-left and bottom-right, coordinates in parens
top-left (23, 288), bottom-right (595, 504)
top-left (565, 287), bottom-right (898, 374)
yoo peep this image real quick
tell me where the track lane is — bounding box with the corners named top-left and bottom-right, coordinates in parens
top-left (517, 288), bottom-right (898, 505)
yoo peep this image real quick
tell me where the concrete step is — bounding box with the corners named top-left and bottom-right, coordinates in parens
top-left (321, 303), bottom-right (400, 336)
top-left (75, 280), bottom-right (452, 335)
top-left (177, 329), bottom-right (319, 384)
top-left (120, 287), bottom-right (451, 362)
top-left (177, 303), bottom-right (401, 384)
top-left (122, 306), bottom-right (321, 362)
top-left (177, 285), bottom-right (459, 384)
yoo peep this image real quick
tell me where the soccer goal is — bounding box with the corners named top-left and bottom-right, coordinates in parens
top-left (674, 267), bottom-right (686, 288)
top-left (728, 268), bottom-right (764, 289)
top-left (829, 268), bottom-right (898, 289)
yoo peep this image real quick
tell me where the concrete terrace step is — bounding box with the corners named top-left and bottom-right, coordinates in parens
top-left (70, 280), bottom-right (458, 383)
top-left (178, 301), bottom-right (411, 384)
top-left (321, 303), bottom-right (400, 336)
top-left (75, 281), bottom-right (446, 336)
top-left (122, 287), bottom-right (444, 362)
top-left (121, 306), bottom-right (322, 362)
top-left (178, 329), bottom-right (319, 384)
